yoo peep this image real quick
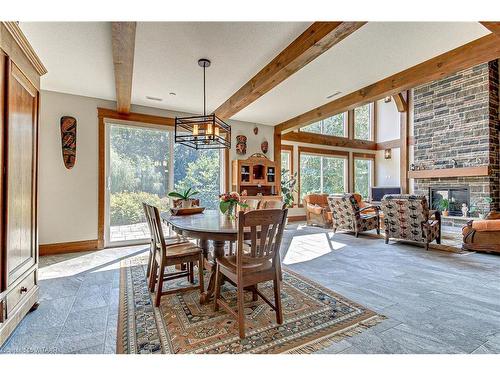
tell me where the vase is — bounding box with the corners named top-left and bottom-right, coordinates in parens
top-left (181, 199), bottom-right (193, 208)
top-left (224, 203), bottom-right (237, 220)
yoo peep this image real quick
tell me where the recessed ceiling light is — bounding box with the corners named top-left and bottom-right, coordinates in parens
top-left (169, 92), bottom-right (176, 96)
top-left (326, 91), bottom-right (341, 99)
top-left (146, 96), bottom-right (163, 101)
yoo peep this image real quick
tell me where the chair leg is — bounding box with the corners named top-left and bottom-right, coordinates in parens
top-left (146, 247), bottom-right (153, 278)
top-left (237, 284), bottom-right (246, 339)
top-left (436, 236), bottom-right (441, 245)
top-left (198, 254), bottom-right (205, 294)
top-left (251, 285), bottom-right (258, 302)
top-left (355, 231), bottom-right (359, 238)
top-left (273, 273), bottom-right (283, 325)
top-left (189, 262), bottom-right (195, 284)
top-left (213, 265), bottom-right (221, 312)
top-left (425, 242), bottom-right (429, 251)
top-left (155, 258), bottom-right (165, 307)
top-left (149, 257), bottom-right (157, 293)
top-left (385, 235), bottom-right (389, 244)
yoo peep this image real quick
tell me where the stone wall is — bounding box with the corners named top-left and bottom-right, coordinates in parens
top-left (412, 60), bottom-right (500, 215)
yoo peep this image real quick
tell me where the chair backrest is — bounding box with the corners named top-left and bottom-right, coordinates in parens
top-left (241, 198), bottom-right (260, 212)
top-left (328, 193), bottom-right (360, 221)
top-left (380, 194), bottom-right (430, 241)
top-left (303, 193), bottom-right (329, 207)
top-left (143, 203), bottom-right (167, 252)
top-left (236, 209), bottom-right (288, 270)
top-left (143, 202), bottom-right (155, 243)
top-left (262, 200), bottom-right (285, 209)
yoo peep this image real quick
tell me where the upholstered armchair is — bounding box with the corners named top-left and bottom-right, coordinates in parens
top-left (380, 194), bottom-right (441, 250)
top-left (327, 194), bottom-right (380, 237)
top-left (303, 193), bottom-right (332, 227)
top-left (462, 211), bottom-right (500, 253)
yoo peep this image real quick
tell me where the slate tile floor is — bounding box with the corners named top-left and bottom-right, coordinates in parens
top-left (2, 223), bottom-right (500, 354)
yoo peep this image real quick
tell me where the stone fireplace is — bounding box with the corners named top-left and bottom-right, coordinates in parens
top-left (429, 186), bottom-right (469, 216)
top-left (412, 60), bottom-right (499, 224)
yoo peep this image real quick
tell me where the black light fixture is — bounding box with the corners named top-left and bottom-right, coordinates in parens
top-left (174, 59), bottom-right (231, 150)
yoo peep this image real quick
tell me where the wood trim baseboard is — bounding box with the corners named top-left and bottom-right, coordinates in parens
top-left (288, 215), bottom-right (307, 222)
top-left (39, 240), bottom-right (99, 256)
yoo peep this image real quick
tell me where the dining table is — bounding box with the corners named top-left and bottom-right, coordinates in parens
top-left (161, 209), bottom-right (244, 304)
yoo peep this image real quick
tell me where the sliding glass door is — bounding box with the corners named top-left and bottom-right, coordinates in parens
top-left (106, 123), bottom-right (171, 245)
top-left (105, 122), bottom-right (224, 246)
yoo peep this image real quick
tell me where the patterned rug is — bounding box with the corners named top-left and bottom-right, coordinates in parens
top-left (117, 255), bottom-right (384, 354)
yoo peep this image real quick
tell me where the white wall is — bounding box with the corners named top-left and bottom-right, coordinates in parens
top-left (38, 90), bottom-right (273, 245)
top-left (374, 98), bottom-right (401, 188)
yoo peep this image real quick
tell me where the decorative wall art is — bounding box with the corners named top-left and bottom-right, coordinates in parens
top-left (60, 116), bottom-right (77, 169)
top-left (261, 140), bottom-right (269, 154)
top-left (236, 135), bottom-right (247, 155)
top-left (253, 126), bottom-right (259, 135)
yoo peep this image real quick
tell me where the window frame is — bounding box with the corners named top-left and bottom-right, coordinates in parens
top-left (352, 152), bottom-right (376, 201)
top-left (299, 112), bottom-right (348, 138)
top-left (297, 146), bottom-right (349, 202)
top-left (353, 102), bottom-right (375, 141)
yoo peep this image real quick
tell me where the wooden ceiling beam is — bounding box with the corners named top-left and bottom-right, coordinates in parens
top-left (392, 93), bottom-right (408, 113)
top-left (282, 131), bottom-right (377, 151)
top-left (214, 22), bottom-right (366, 120)
top-left (276, 33), bottom-right (500, 134)
top-left (111, 22), bottom-right (136, 114)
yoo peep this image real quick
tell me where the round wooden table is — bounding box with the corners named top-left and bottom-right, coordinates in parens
top-left (161, 210), bottom-right (240, 304)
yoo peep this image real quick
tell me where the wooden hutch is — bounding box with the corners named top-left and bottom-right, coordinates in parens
top-left (231, 153), bottom-right (281, 205)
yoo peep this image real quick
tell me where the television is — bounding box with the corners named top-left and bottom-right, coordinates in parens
top-left (371, 186), bottom-right (401, 202)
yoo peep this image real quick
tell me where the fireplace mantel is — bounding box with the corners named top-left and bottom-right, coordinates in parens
top-left (408, 166), bottom-right (489, 179)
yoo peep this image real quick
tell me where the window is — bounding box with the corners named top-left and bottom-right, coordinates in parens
top-left (354, 104), bottom-right (373, 140)
top-left (299, 150), bottom-right (347, 200)
top-left (354, 156), bottom-right (374, 200)
top-left (280, 146), bottom-right (293, 181)
top-left (301, 112), bottom-right (347, 137)
top-left (174, 144), bottom-right (222, 210)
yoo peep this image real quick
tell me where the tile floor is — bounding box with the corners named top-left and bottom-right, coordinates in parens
top-left (1, 223), bottom-right (500, 354)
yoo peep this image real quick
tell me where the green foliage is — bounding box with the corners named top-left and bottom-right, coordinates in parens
top-left (438, 198), bottom-right (449, 211)
top-left (354, 104), bottom-right (371, 140)
top-left (354, 159), bottom-right (371, 200)
top-left (168, 187), bottom-right (199, 200)
top-left (301, 113), bottom-right (345, 136)
top-left (281, 169), bottom-right (297, 208)
top-left (110, 191), bottom-right (169, 226)
top-left (299, 154), bottom-right (345, 200)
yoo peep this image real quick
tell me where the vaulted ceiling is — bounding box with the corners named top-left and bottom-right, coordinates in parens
top-left (20, 22), bottom-right (491, 126)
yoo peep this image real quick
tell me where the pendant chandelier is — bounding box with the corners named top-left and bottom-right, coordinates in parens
top-left (174, 58), bottom-right (231, 150)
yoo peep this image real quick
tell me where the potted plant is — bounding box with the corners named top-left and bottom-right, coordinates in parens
top-left (281, 169), bottom-right (297, 208)
top-left (168, 187), bottom-right (199, 208)
top-left (438, 198), bottom-right (449, 217)
top-left (219, 192), bottom-right (248, 220)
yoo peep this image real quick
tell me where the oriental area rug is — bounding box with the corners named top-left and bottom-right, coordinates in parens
top-left (117, 255), bottom-right (384, 354)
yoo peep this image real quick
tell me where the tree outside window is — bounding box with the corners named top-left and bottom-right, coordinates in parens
top-left (300, 153), bottom-right (346, 200)
top-left (354, 104), bottom-right (372, 140)
top-left (301, 113), bottom-right (346, 137)
top-left (354, 158), bottom-right (373, 200)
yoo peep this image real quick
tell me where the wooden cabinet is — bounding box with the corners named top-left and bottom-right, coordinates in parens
top-left (0, 22), bottom-right (46, 347)
top-left (231, 154), bottom-right (279, 197)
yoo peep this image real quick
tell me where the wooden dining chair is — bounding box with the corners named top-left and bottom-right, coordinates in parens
top-left (262, 200), bottom-right (286, 209)
top-left (142, 203), bottom-right (192, 291)
top-left (143, 203), bottom-right (205, 307)
top-left (213, 208), bottom-right (288, 339)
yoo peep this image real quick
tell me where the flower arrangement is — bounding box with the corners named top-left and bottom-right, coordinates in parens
top-left (219, 192), bottom-right (248, 219)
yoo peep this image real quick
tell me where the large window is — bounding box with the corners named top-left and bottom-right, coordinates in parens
top-left (354, 156), bottom-right (374, 200)
top-left (299, 150), bottom-right (347, 200)
top-left (354, 104), bottom-right (373, 140)
top-left (107, 123), bottom-right (223, 244)
top-left (173, 144), bottom-right (222, 210)
top-left (280, 145), bottom-right (293, 181)
top-left (301, 112), bottom-right (347, 137)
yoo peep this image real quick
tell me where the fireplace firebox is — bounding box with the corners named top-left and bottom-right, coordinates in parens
top-left (429, 187), bottom-right (470, 216)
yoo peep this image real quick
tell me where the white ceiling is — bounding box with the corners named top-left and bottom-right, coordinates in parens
top-left (20, 22), bottom-right (490, 126)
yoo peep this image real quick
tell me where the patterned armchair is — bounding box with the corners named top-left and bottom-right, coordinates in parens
top-left (380, 194), bottom-right (441, 250)
top-left (327, 194), bottom-right (380, 237)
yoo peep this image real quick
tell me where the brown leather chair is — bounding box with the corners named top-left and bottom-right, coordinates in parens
top-left (462, 212), bottom-right (500, 253)
top-left (328, 193), bottom-right (380, 237)
top-left (303, 193), bottom-right (333, 227)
